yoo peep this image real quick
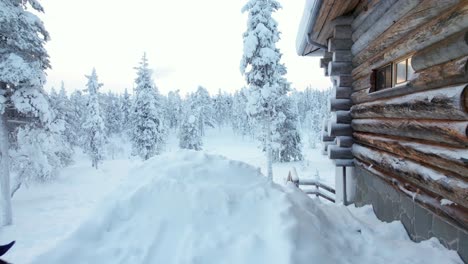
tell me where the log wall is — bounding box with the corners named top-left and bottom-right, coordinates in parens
top-left (346, 1), bottom-right (468, 256)
top-left (312, 0), bottom-right (468, 260)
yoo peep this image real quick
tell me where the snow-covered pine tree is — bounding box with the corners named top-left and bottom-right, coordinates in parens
top-left (272, 96), bottom-right (303, 162)
top-left (240, 0), bottom-right (286, 179)
top-left (192, 86), bottom-right (214, 136)
top-left (104, 91), bottom-right (122, 136)
top-left (69, 90), bottom-right (87, 147)
top-left (231, 88), bottom-right (252, 137)
top-left (120, 88), bottom-right (132, 135)
top-left (213, 89), bottom-right (232, 128)
top-left (82, 68), bottom-right (106, 169)
top-left (0, 0), bottom-right (51, 225)
top-left (130, 54), bottom-right (166, 160)
top-left (166, 90), bottom-right (182, 130)
top-left (178, 100), bottom-right (202, 151)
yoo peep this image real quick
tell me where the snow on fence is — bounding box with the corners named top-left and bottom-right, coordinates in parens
top-left (287, 167), bottom-right (337, 203)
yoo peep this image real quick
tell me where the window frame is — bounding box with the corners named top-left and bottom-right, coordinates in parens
top-left (372, 55), bottom-right (414, 92)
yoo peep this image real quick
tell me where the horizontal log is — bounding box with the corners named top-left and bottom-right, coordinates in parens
top-left (333, 51), bottom-right (352, 62)
top-left (334, 159), bottom-right (354, 167)
top-left (353, 2), bottom-right (468, 80)
top-left (352, 56), bottom-right (468, 103)
top-left (334, 25), bottom-right (352, 39)
top-left (328, 38), bottom-right (353, 52)
top-left (354, 160), bottom-right (468, 230)
top-left (353, 144), bottom-right (468, 207)
top-left (322, 131), bottom-right (335, 142)
top-left (320, 57), bottom-right (332, 69)
top-left (336, 136), bottom-right (353, 147)
top-left (352, 0), bottom-right (422, 55)
top-left (352, 0), bottom-right (399, 41)
top-left (332, 86), bottom-right (352, 99)
top-left (412, 30), bottom-right (468, 71)
top-left (328, 122), bottom-right (352, 137)
top-left (353, 0), bottom-right (459, 63)
top-left (329, 98), bottom-right (352, 112)
top-left (351, 119), bottom-right (468, 147)
top-left (328, 145), bottom-right (353, 159)
top-left (331, 111), bottom-right (352, 124)
top-left (333, 75), bottom-right (353, 88)
top-left (328, 62), bottom-right (353, 76)
top-left (351, 84), bottom-right (468, 120)
top-left (321, 141), bottom-right (336, 156)
top-left (353, 132), bottom-right (468, 178)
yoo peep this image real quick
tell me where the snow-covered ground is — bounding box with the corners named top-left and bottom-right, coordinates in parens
top-left (0, 129), bottom-right (463, 263)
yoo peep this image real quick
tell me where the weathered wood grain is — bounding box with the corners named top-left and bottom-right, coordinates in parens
top-left (352, 0), bottom-right (422, 55)
top-left (352, 2), bottom-right (468, 80)
top-left (354, 132), bottom-right (468, 178)
top-left (351, 84), bottom-right (468, 120)
top-left (353, 144), bottom-right (468, 208)
top-left (353, 0), bottom-right (459, 64)
top-left (351, 119), bottom-right (468, 147)
top-left (412, 30), bottom-right (468, 71)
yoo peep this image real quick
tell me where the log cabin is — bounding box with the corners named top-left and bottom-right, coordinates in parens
top-left (296, 0), bottom-right (468, 261)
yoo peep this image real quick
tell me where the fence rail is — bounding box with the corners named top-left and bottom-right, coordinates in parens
top-left (287, 168), bottom-right (336, 203)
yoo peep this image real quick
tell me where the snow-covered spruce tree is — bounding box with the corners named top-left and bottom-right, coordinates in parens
top-left (192, 86), bottom-right (214, 136)
top-left (178, 100), bottom-right (202, 151)
top-left (120, 88), bottom-right (132, 134)
top-left (69, 90), bottom-right (87, 147)
top-left (130, 54), bottom-right (166, 160)
top-left (82, 69), bottom-right (106, 169)
top-left (103, 91), bottom-right (122, 136)
top-left (231, 88), bottom-right (252, 137)
top-left (166, 90), bottom-right (182, 129)
top-left (0, 0), bottom-right (51, 225)
top-left (240, 0), bottom-right (287, 179)
top-left (272, 96), bottom-right (303, 162)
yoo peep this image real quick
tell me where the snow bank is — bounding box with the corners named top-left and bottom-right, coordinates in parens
top-left (33, 151), bottom-right (462, 264)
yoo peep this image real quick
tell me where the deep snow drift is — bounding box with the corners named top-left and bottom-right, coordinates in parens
top-left (31, 151), bottom-right (461, 264)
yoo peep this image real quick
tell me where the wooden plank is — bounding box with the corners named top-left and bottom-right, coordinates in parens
top-left (352, 0), bottom-right (422, 55)
top-left (353, 2), bottom-right (468, 81)
top-left (328, 61), bottom-right (353, 76)
top-left (351, 84), bottom-right (468, 120)
top-left (353, 144), bottom-right (468, 208)
top-left (333, 50), bottom-right (353, 62)
top-left (354, 132), bottom-right (468, 178)
top-left (412, 30), bottom-right (468, 71)
top-left (352, 119), bottom-right (468, 147)
top-left (352, 56), bottom-right (468, 102)
top-left (352, 0), bottom-right (387, 32)
top-left (333, 75), bottom-right (353, 87)
top-left (353, 0), bottom-right (460, 64)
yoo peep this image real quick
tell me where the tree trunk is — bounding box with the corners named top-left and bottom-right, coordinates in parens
top-left (0, 115), bottom-right (12, 226)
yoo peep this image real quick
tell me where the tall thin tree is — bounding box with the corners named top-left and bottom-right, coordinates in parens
top-left (240, 0), bottom-right (286, 180)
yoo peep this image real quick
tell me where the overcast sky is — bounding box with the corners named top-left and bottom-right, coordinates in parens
top-left (41, 0), bottom-right (330, 95)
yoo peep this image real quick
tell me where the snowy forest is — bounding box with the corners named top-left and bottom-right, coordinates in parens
top-left (1, 0), bottom-right (464, 263)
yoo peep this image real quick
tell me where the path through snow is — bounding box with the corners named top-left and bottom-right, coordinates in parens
top-left (30, 151), bottom-right (461, 264)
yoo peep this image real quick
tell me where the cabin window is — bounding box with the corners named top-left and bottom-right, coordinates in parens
top-left (373, 56), bottom-right (414, 92)
top-left (375, 64), bottom-right (392, 91)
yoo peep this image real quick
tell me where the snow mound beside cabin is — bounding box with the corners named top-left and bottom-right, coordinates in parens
top-left (33, 151), bottom-right (462, 264)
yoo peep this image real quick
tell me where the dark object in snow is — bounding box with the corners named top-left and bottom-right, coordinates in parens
top-left (0, 241), bottom-right (14, 264)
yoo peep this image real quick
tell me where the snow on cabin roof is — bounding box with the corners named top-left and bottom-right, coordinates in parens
top-left (295, 0), bottom-right (324, 56)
